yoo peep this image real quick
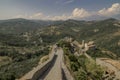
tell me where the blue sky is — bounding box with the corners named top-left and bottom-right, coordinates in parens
top-left (0, 0), bottom-right (120, 20)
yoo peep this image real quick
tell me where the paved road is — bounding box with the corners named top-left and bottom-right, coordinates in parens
top-left (39, 48), bottom-right (63, 80)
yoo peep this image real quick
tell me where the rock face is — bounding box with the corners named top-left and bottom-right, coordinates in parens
top-left (96, 58), bottom-right (120, 80)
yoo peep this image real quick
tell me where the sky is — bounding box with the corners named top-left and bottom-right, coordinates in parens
top-left (0, 0), bottom-right (120, 20)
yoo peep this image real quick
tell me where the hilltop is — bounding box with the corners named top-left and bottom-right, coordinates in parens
top-left (0, 18), bottom-right (120, 79)
top-left (29, 18), bottom-right (120, 56)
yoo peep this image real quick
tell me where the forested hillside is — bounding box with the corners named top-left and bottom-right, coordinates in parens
top-left (29, 18), bottom-right (120, 57)
top-left (0, 18), bottom-right (120, 79)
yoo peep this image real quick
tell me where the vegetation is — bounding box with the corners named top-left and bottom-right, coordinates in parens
top-left (0, 18), bottom-right (120, 79)
top-left (0, 47), bottom-right (49, 80)
top-left (0, 28), bottom-right (50, 80)
top-left (86, 48), bottom-right (117, 59)
top-left (59, 40), bottom-right (104, 80)
top-left (0, 18), bottom-right (55, 34)
top-left (23, 18), bottom-right (120, 58)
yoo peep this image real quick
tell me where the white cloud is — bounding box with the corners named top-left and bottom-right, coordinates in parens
top-left (51, 14), bottom-right (70, 20)
top-left (13, 3), bottom-right (120, 20)
top-left (13, 13), bottom-right (44, 19)
top-left (14, 14), bottom-right (28, 18)
top-left (49, 8), bottom-right (91, 20)
top-left (13, 8), bottom-right (91, 20)
top-left (64, 0), bottom-right (74, 4)
top-left (30, 14), bottom-right (69, 20)
top-left (29, 13), bottom-right (43, 19)
top-left (98, 3), bottom-right (120, 16)
top-left (72, 8), bottom-right (91, 18)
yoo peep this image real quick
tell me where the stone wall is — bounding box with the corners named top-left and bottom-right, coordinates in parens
top-left (19, 46), bottom-right (56, 80)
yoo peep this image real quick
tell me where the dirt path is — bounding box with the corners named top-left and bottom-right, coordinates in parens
top-left (96, 58), bottom-right (120, 79)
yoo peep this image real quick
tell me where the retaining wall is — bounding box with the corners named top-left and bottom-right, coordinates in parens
top-left (19, 46), bottom-right (56, 80)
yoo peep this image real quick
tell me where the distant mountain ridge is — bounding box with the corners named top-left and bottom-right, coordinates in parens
top-left (27, 18), bottom-right (120, 57)
top-left (0, 18), bottom-right (120, 57)
top-left (0, 18), bottom-right (67, 34)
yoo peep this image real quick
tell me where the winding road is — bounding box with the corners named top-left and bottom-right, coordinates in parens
top-left (38, 48), bottom-right (64, 80)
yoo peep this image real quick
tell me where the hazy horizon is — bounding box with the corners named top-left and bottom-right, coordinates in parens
top-left (0, 0), bottom-right (120, 20)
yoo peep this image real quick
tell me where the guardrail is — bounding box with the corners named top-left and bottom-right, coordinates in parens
top-left (61, 50), bottom-right (74, 80)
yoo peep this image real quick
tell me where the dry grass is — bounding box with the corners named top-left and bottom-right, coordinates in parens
top-left (113, 30), bottom-right (120, 36)
top-left (118, 41), bottom-right (120, 46)
top-left (40, 55), bottom-right (49, 63)
top-left (0, 56), bottom-right (10, 61)
top-left (0, 56), bottom-right (11, 67)
top-left (101, 58), bottom-right (120, 70)
top-left (114, 23), bottom-right (120, 27)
